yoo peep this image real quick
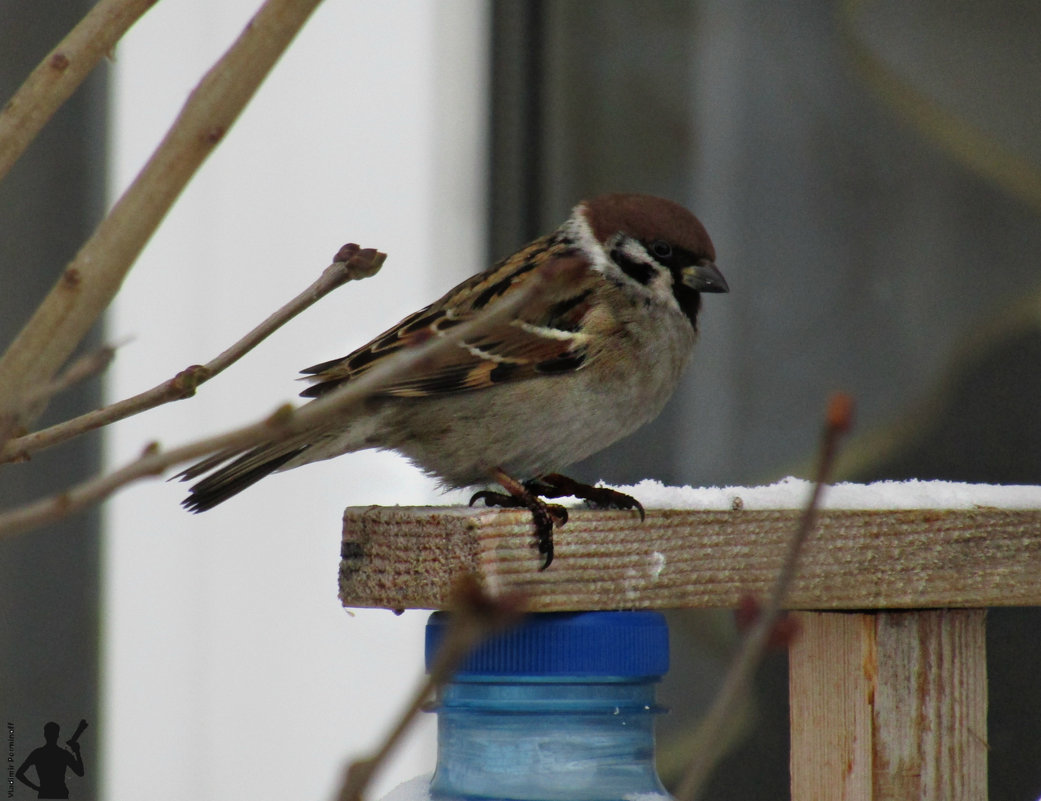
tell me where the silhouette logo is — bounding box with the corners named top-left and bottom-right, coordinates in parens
top-left (14, 720), bottom-right (86, 799)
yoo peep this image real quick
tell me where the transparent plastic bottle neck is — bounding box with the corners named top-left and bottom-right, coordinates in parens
top-left (429, 676), bottom-right (671, 801)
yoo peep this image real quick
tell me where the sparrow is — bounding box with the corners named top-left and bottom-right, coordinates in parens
top-left (179, 193), bottom-right (728, 569)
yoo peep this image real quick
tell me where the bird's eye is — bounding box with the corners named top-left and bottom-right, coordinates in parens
top-left (650, 240), bottom-right (673, 260)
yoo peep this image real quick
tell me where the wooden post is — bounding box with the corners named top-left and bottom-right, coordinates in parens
top-left (789, 610), bottom-right (988, 801)
top-left (339, 505), bottom-right (1033, 797)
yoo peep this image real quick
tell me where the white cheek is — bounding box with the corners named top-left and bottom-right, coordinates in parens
top-left (652, 270), bottom-right (677, 298)
top-left (618, 236), bottom-right (649, 262)
top-left (566, 213), bottom-right (677, 308)
top-left (618, 239), bottom-right (676, 302)
top-left (566, 208), bottom-right (612, 270)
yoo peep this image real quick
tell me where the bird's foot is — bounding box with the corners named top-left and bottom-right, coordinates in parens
top-left (469, 471), bottom-right (645, 569)
top-left (529, 473), bottom-right (646, 520)
top-left (469, 469), bottom-right (568, 570)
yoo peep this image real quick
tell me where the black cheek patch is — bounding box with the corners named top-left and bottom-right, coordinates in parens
top-left (610, 247), bottom-right (656, 285)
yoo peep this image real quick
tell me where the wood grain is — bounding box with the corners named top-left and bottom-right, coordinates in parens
top-left (339, 506), bottom-right (1041, 610)
top-left (789, 610), bottom-right (987, 801)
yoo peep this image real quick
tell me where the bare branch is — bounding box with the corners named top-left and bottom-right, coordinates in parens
top-left (0, 344), bottom-right (120, 456)
top-left (206, 244), bottom-right (385, 377)
top-left (673, 393), bottom-right (855, 801)
top-left (335, 577), bottom-right (526, 801)
top-left (0, 0), bottom-right (326, 450)
top-left (28, 343), bottom-right (118, 408)
top-left (0, 260), bottom-right (582, 539)
top-left (0, 0), bottom-right (158, 184)
top-left (0, 245), bottom-right (385, 464)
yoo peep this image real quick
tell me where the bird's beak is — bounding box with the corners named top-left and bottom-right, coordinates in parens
top-left (681, 260), bottom-right (729, 293)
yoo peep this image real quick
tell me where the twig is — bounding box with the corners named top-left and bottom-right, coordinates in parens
top-left (0, 0), bottom-right (158, 183)
top-left (0, 260), bottom-right (583, 539)
top-left (0, 245), bottom-right (385, 464)
top-left (0, 0), bottom-right (326, 450)
top-left (335, 577), bottom-right (527, 801)
top-left (673, 393), bottom-right (854, 801)
top-left (0, 344), bottom-right (120, 454)
top-left (29, 343), bottom-right (118, 407)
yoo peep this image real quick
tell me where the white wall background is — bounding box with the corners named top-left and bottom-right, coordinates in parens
top-left (103, 2), bottom-right (487, 799)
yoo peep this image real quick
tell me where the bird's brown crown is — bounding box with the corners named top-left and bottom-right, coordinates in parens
top-left (581, 193), bottom-right (716, 263)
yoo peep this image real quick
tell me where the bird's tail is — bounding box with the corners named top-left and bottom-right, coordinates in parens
top-left (177, 441), bottom-right (309, 513)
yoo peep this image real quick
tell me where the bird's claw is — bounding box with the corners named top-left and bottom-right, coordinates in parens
top-left (476, 471), bottom-right (644, 571)
top-left (471, 483), bottom-right (567, 570)
top-left (469, 489), bottom-right (514, 508)
top-left (535, 474), bottom-right (645, 520)
top-left (585, 486), bottom-right (645, 520)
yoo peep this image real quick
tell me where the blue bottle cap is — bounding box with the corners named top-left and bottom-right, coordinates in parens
top-left (426, 611), bottom-right (669, 678)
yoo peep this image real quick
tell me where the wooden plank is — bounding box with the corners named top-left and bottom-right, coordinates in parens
top-left (789, 610), bottom-right (987, 801)
top-left (788, 612), bottom-right (874, 800)
top-left (338, 506), bottom-right (1041, 610)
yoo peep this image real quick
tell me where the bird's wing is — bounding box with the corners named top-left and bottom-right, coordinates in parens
top-left (299, 239), bottom-right (615, 399)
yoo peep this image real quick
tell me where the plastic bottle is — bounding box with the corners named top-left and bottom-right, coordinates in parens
top-left (404, 610), bottom-right (675, 801)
